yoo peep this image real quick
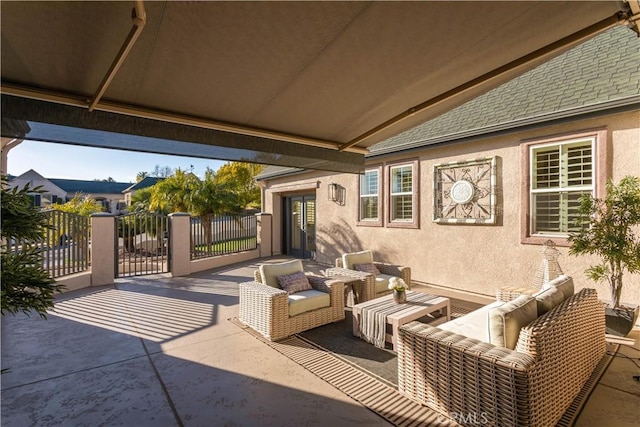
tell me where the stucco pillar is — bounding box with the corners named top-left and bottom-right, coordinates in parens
top-left (257, 213), bottom-right (272, 258)
top-left (169, 213), bottom-right (191, 277)
top-left (90, 213), bottom-right (116, 287)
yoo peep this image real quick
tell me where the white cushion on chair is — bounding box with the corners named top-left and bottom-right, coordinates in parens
top-left (260, 259), bottom-right (304, 288)
top-left (343, 250), bottom-right (374, 270)
top-left (288, 290), bottom-right (331, 316)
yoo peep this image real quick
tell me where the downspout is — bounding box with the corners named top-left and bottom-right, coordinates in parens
top-left (88, 1), bottom-right (146, 111)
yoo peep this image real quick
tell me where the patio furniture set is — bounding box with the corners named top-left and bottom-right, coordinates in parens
top-left (238, 254), bottom-right (607, 426)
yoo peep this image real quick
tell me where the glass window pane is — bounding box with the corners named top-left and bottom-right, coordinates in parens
top-left (360, 196), bottom-right (378, 220)
top-left (531, 140), bottom-right (593, 236)
top-left (391, 195), bottom-right (412, 221)
top-left (360, 170), bottom-right (378, 196)
top-left (391, 165), bottom-right (413, 194)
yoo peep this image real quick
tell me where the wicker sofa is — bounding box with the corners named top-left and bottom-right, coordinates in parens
top-left (239, 259), bottom-right (345, 341)
top-left (397, 276), bottom-right (606, 427)
top-left (326, 250), bottom-right (411, 303)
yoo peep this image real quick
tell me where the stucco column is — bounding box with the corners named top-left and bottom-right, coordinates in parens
top-left (90, 213), bottom-right (116, 286)
top-left (169, 213), bottom-right (191, 277)
top-left (257, 213), bottom-right (272, 258)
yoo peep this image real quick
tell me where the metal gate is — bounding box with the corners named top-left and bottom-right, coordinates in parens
top-left (116, 212), bottom-right (170, 278)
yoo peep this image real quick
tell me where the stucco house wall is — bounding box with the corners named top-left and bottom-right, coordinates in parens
top-left (7, 169), bottom-right (66, 205)
top-left (261, 108), bottom-right (640, 306)
top-left (259, 26), bottom-right (640, 306)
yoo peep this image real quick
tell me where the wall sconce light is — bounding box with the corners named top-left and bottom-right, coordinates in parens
top-left (329, 182), bottom-right (339, 202)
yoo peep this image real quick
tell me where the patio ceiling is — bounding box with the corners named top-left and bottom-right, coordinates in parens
top-left (1, 1), bottom-right (636, 173)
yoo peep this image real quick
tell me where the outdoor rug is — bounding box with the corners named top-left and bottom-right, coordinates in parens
top-left (230, 298), bottom-right (617, 426)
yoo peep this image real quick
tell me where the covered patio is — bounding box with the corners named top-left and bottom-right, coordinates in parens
top-left (2, 258), bottom-right (638, 426)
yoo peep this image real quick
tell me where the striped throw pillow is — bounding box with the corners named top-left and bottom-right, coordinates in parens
top-left (354, 263), bottom-right (380, 275)
top-left (277, 271), bottom-right (312, 294)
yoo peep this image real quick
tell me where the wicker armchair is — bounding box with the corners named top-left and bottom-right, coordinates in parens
top-left (326, 250), bottom-right (411, 302)
top-left (239, 259), bottom-right (345, 341)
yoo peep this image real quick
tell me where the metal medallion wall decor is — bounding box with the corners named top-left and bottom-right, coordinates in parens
top-left (433, 157), bottom-right (497, 224)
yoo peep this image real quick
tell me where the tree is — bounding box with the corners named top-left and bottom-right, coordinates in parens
top-left (136, 171), bottom-right (148, 182)
top-left (568, 176), bottom-right (640, 308)
top-left (130, 186), bottom-right (154, 212)
top-left (1, 177), bottom-right (62, 317)
top-left (148, 168), bottom-right (194, 213)
top-left (55, 193), bottom-right (104, 216)
top-left (213, 162), bottom-right (264, 209)
top-left (47, 194), bottom-right (102, 256)
top-left (188, 168), bottom-right (241, 248)
top-left (151, 164), bottom-right (173, 178)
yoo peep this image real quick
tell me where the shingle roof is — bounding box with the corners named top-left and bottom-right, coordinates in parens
top-left (369, 26), bottom-right (640, 155)
top-left (49, 179), bottom-right (131, 195)
top-left (123, 176), bottom-right (163, 193)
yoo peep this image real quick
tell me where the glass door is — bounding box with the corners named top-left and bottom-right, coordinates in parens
top-left (285, 195), bottom-right (316, 259)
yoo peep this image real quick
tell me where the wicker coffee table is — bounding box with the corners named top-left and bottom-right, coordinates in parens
top-left (352, 291), bottom-right (450, 350)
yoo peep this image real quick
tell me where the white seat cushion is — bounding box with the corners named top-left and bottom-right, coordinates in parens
top-left (259, 259), bottom-right (304, 288)
top-left (343, 250), bottom-right (373, 270)
top-left (288, 289), bottom-right (331, 316)
top-left (542, 275), bottom-right (574, 300)
top-left (488, 295), bottom-right (537, 349)
top-left (440, 300), bottom-right (504, 343)
top-left (375, 274), bottom-right (393, 293)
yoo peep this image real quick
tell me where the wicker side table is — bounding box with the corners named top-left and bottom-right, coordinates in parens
top-left (325, 267), bottom-right (372, 307)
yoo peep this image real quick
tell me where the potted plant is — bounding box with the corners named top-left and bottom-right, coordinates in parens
top-left (388, 277), bottom-right (409, 304)
top-left (568, 176), bottom-right (640, 336)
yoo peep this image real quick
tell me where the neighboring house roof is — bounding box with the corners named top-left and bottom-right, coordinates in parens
top-left (8, 169), bottom-right (67, 195)
top-left (49, 178), bottom-right (131, 195)
top-left (123, 176), bottom-right (163, 193)
top-left (257, 25), bottom-right (640, 179)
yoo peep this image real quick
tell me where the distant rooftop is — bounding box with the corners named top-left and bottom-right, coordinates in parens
top-left (49, 178), bottom-right (131, 195)
top-left (123, 176), bottom-right (163, 193)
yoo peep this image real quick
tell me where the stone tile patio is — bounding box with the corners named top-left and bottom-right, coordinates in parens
top-left (2, 257), bottom-right (639, 426)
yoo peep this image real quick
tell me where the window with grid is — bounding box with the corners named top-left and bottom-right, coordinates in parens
top-left (359, 169), bottom-right (379, 221)
top-left (530, 139), bottom-right (594, 236)
top-left (390, 164), bottom-right (413, 222)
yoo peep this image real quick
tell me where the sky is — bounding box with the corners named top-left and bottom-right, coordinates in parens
top-left (7, 140), bottom-right (226, 183)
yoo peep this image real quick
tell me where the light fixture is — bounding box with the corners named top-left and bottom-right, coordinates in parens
top-left (329, 182), bottom-right (339, 202)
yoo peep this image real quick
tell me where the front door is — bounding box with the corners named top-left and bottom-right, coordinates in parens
top-left (285, 195), bottom-right (316, 259)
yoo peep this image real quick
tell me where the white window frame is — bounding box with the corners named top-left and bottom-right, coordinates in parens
top-left (529, 138), bottom-right (594, 237)
top-left (357, 166), bottom-right (382, 226)
top-left (520, 128), bottom-right (608, 246)
top-left (385, 159), bottom-right (419, 229)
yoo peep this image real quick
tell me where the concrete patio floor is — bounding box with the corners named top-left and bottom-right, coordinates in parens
top-left (2, 257), bottom-right (639, 426)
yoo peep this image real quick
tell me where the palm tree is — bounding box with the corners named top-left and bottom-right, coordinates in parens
top-left (149, 168), bottom-right (193, 213)
top-left (187, 168), bottom-right (241, 250)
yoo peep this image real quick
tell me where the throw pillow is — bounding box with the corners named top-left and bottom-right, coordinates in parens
top-left (488, 295), bottom-right (537, 350)
top-left (533, 286), bottom-right (565, 316)
top-left (353, 263), bottom-right (380, 275)
top-left (277, 271), bottom-right (312, 294)
top-left (542, 275), bottom-right (574, 300)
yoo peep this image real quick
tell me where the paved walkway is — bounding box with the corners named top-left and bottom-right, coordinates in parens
top-left (1, 257), bottom-right (639, 426)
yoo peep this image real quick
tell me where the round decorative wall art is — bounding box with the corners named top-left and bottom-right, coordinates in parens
top-left (449, 180), bottom-right (475, 204)
top-left (433, 157), bottom-right (497, 224)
